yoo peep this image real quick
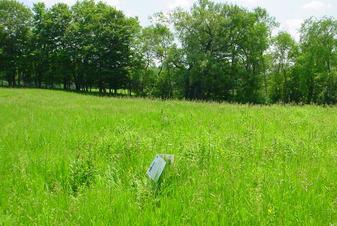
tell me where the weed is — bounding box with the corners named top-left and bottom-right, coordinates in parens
top-left (68, 153), bottom-right (96, 194)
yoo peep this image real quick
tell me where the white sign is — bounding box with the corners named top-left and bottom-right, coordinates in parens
top-left (146, 155), bottom-right (167, 182)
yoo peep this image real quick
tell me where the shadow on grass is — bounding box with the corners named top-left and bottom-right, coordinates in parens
top-left (0, 85), bottom-right (135, 98)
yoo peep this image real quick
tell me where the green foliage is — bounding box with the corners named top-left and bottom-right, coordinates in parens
top-left (1, 89), bottom-right (337, 225)
top-left (172, 0), bottom-right (276, 102)
top-left (68, 150), bottom-right (96, 194)
top-left (297, 17), bottom-right (337, 104)
top-left (270, 32), bottom-right (298, 103)
top-left (0, 0), bottom-right (336, 104)
top-left (0, 0), bottom-right (32, 86)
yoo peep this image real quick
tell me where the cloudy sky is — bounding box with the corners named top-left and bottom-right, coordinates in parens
top-left (20, 0), bottom-right (337, 40)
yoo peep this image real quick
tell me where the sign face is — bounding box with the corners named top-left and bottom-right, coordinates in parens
top-left (147, 155), bottom-right (167, 182)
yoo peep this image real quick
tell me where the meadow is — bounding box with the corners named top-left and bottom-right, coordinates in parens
top-left (0, 88), bottom-right (337, 225)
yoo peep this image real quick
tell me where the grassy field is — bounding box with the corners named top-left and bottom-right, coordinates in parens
top-left (0, 88), bottom-right (337, 225)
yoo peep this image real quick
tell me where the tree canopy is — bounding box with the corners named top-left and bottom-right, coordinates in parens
top-left (0, 0), bottom-right (336, 104)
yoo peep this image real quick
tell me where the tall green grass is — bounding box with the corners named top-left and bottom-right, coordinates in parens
top-left (0, 88), bottom-right (336, 225)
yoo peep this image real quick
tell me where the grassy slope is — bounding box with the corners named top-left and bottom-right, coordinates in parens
top-left (0, 88), bottom-right (336, 225)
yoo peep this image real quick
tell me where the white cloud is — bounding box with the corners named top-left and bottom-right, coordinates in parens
top-left (281, 18), bottom-right (304, 41)
top-left (102, 0), bottom-right (121, 7)
top-left (168, 0), bottom-right (194, 10)
top-left (225, 0), bottom-right (259, 8)
top-left (302, 0), bottom-right (332, 11)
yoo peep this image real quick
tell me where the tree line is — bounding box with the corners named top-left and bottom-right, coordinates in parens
top-left (0, 0), bottom-right (336, 104)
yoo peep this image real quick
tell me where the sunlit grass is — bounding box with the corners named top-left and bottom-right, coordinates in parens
top-left (0, 88), bottom-right (336, 225)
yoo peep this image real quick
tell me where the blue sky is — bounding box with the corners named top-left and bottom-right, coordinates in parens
top-left (20, 0), bottom-right (337, 40)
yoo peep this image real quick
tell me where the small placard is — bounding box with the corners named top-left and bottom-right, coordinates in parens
top-left (146, 155), bottom-right (167, 182)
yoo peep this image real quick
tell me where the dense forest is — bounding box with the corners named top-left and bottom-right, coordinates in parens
top-left (0, 0), bottom-right (336, 104)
